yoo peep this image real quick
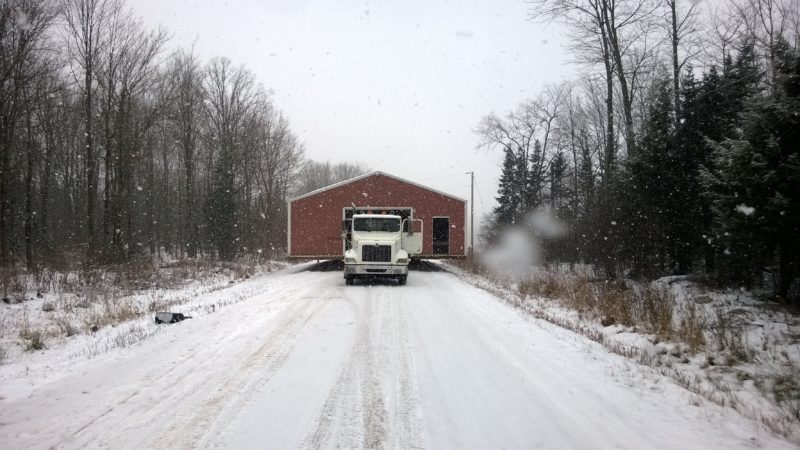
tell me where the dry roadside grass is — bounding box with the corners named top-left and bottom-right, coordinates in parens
top-left (0, 258), bottom-right (272, 355)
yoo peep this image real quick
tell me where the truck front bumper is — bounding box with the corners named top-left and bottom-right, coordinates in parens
top-left (344, 263), bottom-right (408, 277)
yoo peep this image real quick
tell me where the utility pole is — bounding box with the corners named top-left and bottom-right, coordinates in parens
top-left (466, 171), bottom-right (474, 269)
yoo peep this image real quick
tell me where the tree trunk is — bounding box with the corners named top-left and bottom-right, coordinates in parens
top-left (24, 107), bottom-right (35, 270)
top-left (0, 128), bottom-right (11, 267)
top-left (599, 10), bottom-right (617, 280)
top-left (85, 59), bottom-right (96, 259)
top-left (602, 0), bottom-right (636, 158)
top-left (670, 0), bottom-right (681, 124)
top-left (600, 20), bottom-right (615, 183)
top-left (185, 146), bottom-right (197, 258)
top-left (148, 142), bottom-right (156, 256)
top-left (40, 118), bottom-right (52, 259)
top-left (103, 87), bottom-right (113, 254)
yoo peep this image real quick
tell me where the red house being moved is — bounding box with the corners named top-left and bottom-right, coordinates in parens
top-left (288, 171), bottom-right (467, 260)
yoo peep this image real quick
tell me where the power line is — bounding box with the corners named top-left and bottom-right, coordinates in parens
top-left (474, 180), bottom-right (487, 213)
top-left (415, 158), bottom-right (501, 185)
top-left (688, 69), bottom-right (769, 104)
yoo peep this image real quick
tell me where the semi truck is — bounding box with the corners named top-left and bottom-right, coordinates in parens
top-left (342, 210), bottom-right (422, 285)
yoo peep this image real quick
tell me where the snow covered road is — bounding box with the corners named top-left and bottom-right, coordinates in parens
top-left (0, 265), bottom-right (795, 449)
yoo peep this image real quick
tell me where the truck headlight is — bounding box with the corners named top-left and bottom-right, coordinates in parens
top-left (345, 257), bottom-right (356, 264)
top-left (396, 257), bottom-right (408, 264)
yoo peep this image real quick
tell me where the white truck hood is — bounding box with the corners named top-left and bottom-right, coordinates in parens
top-left (352, 231), bottom-right (400, 243)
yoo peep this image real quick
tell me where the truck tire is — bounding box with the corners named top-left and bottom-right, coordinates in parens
top-left (345, 276), bottom-right (354, 285)
top-left (398, 275), bottom-right (407, 285)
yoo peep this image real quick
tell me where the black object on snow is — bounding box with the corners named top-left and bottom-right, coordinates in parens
top-left (155, 312), bottom-right (192, 324)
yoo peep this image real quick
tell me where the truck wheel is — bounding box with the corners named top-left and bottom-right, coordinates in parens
top-left (345, 276), bottom-right (354, 285)
top-left (398, 275), bottom-right (407, 285)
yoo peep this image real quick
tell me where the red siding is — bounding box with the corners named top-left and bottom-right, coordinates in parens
top-left (289, 173), bottom-right (465, 257)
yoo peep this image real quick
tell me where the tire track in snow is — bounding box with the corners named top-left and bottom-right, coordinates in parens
top-left (360, 295), bottom-right (388, 449)
top-left (148, 291), bottom-right (328, 449)
top-left (68, 282), bottom-right (314, 449)
top-left (386, 296), bottom-right (424, 450)
top-left (302, 286), bottom-right (423, 450)
top-left (301, 288), bottom-right (387, 449)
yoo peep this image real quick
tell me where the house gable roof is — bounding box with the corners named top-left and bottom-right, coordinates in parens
top-left (288, 171), bottom-right (467, 203)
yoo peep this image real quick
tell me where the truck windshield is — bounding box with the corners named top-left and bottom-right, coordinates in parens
top-left (353, 217), bottom-right (401, 232)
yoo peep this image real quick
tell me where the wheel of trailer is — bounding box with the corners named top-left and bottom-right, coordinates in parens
top-left (398, 275), bottom-right (407, 285)
top-left (345, 276), bottom-right (354, 285)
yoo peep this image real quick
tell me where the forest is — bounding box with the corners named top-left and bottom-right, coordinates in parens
top-left (477, 0), bottom-right (800, 303)
top-left (2, 0), bottom-right (799, 303)
top-left (0, 0), bottom-right (367, 271)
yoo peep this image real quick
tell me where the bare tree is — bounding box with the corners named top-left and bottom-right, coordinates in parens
top-left (294, 160), bottom-right (368, 196)
top-left (93, 5), bottom-right (168, 260)
top-left (34, 73), bottom-right (70, 262)
top-left (0, 0), bottom-right (317, 271)
top-left (529, 1), bottom-right (616, 179)
top-left (733, 0), bottom-right (799, 87)
top-left (203, 57), bottom-right (258, 260)
top-left (661, 0), bottom-right (700, 122)
top-left (61, 0), bottom-right (115, 256)
top-left (699, 2), bottom-right (745, 68)
top-left (254, 107), bottom-right (304, 254)
top-left (0, 0), bottom-right (56, 266)
top-left (166, 48), bottom-right (204, 257)
top-left (531, 0), bottom-right (659, 160)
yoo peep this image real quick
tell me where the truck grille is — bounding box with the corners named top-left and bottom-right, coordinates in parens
top-left (362, 245), bottom-right (391, 262)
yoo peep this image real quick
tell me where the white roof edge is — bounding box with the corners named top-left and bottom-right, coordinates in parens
top-left (288, 170), bottom-right (467, 203)
top-left (353, 213), bottom-right (402, 218)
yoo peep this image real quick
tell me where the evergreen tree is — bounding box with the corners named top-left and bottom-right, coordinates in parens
top-left (702, 40), bottom-right (800, 302)
top-left (670, 67), bottom-right (703, 272)
top-left (672, 63), bottom-right (736, 274)
top-left (523, 139), bottom-right (545, 213)
top-left (697, 40), bottom-right (767, 283)
top-left (545, 151), bottom-right (572, 262)
top-left (722, 39), bottom-right (763, 119)
top-left (486, 149), bottom-right (522, 244)
top-left (549, 152), bottom-right (568, 211)
top-left (620, 77), bottom-right (675, 276)
top-left (571, 142), bottom-right (596, 266)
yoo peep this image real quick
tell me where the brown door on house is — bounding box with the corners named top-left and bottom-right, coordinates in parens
top-left (432, 217), bottom-right (449, 254)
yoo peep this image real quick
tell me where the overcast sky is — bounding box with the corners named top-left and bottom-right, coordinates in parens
top-left (133, 0), bottom-right (575, 228)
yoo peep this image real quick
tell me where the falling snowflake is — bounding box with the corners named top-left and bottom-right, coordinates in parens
top-left (735, 204), bottom-right (755, 216)
top-left (15, 8), bottom-right (32, 32)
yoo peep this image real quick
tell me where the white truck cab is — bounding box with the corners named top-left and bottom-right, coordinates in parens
top-left (343, 213), bottom-right (421, 285)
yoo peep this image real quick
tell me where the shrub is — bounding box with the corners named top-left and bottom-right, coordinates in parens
top-left (641, 286), bottom-right (674, 339)
top-left (24, 330), bottom-right (45, 351)
top-left (54, 317), bottom-right (80, 337)
top-left (677, 301), bottom-right (705, 353)
top-left (709, 304), bottom-right (752, 362)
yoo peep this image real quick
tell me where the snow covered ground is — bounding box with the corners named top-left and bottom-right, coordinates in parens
top-left (445, 262), bottom-right (800, 444)
top-left (0, 264), bottom-right (796, 449)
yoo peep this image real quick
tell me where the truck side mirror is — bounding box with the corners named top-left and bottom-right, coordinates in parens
top-left (342, 219), bottom-right (351, 231)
